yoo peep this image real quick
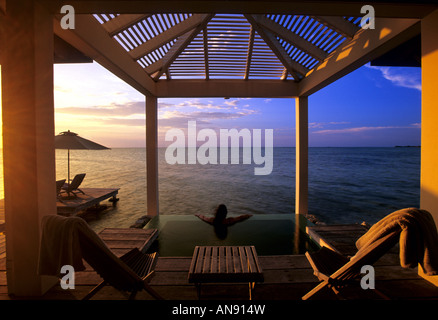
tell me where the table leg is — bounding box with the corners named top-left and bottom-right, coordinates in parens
top-left (249, 282), bottom-right (255, 300)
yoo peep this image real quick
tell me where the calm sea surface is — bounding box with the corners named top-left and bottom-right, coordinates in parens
top-left (51, 147), bottom-right (420, 232)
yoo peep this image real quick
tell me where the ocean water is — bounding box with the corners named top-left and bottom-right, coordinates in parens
top-left (53, 147), bottom-right (420, 232)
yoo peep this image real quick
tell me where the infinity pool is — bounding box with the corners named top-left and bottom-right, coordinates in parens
top-left (145, 214), bottom-right (318, 256)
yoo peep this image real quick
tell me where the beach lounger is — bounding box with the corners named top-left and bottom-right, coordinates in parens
top-left (302, 231), bottom-right (400, 300)
top-left (62, 173), bottom-right (86, 197)
top-left (39, 215), bottom-right (163, 300)
top-left (302, 208), bottom-right (438, 300)
top-left (56, 179), bottom-right (66, 202)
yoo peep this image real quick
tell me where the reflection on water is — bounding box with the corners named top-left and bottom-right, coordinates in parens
top-left (146, 214), bottom-right (319, 257)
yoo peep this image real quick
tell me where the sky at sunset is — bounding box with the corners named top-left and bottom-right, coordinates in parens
top-left (1, 61), bottom-right (422, 149)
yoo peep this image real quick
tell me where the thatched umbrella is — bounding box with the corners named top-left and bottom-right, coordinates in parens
top-left (55, 130), bottom-right (109, 183)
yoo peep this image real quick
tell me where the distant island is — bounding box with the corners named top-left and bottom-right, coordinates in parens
top-left (395, 145), bottom-right (421, 148)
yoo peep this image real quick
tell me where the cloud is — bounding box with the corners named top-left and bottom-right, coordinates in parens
top-left (56, 100), bottom-right (240, 116)
top-left (309, 121), bottom-right (350, 129)
top-left (157, 98), bottom-right (258, 129)
top-left (159, 109), bottom-right (257, 128)
top-left (313, 124), bottom-right (420, 135)
top-left (56, 100), bottom-right (192, 117)
top-left (314, 126), bottom-right (395, 134)
top-left (174, 98), bottom-right (236, 110)
top-left (224, 99), bottom-right (240, 107)
top-left (55, 98), bottom-right (258, 130)
top-left (56, 101), bottom-right (145, 117)
top-left (366, 64), bottom-right (421, 91)
top-left (99, 118), bottom-right (146, 127)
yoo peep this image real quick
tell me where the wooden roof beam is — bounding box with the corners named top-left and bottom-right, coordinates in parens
top-left (249, 14), bottom-right (328, 61)
top-left (156, 79), bottom-right (298, 97)
top-left (314, 16), bottom-right (359, 39)
top-left (203, 27), bottom-right (210, 80)
top-left (281, 67), bottom-right (288, 80)
top-left (46, 1), bottom-right (437, 19)
top-left (165, 69), bottom-right (172, 80)
top-left (129, 14), bottom-right (211, 61)
top-left (54, 14), bottom-right (156, 96)
top-left (146, 14), bottom-right (214, 80)
top-left (101, 14), bottom-right (151, 36)
top-left (245, 14), bottom-right (309, 81)
top-left (299, 18), bottom-right (420, 96)
top-left (244, 27), bottom-right (255, 80)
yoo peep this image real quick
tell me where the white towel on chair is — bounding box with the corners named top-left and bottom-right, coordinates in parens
top-left (38, 215), bottom-right (87, 276)
top-left (356, 208), bottom-right (438, 276)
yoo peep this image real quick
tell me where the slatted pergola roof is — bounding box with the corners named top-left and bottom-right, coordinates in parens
top-left (93, 13), bottom-right (362, 81)
top-left (48, 1), bottom-right (430, 99)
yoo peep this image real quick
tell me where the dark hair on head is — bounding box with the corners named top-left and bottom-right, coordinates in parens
top-left (213, 204), bottom-right (228, 225)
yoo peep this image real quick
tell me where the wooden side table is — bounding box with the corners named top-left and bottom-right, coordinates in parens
top-left (188, 246), bottom-right (264, 299)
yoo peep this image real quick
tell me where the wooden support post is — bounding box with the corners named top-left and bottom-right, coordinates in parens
top-left (295, 97), bottom-right (309, 216)
top-left (420, 8), bottom-right (438, 231)
top-left (1, 0), bottom-right (57, 296)
top-left (146, 95), bottom-right (159, 216)
top-left (419, 9), bottom-right (438, 286)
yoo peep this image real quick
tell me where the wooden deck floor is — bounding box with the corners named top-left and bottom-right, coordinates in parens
top-left (0, 223), bottom-right (436, 300)
top-left (57, 188), bottom-right (119, 216)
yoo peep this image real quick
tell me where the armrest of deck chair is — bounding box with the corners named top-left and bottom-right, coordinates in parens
top-left (120, 248), bottom-right (159, 281)
top-left (305, 247), bottom-right (349, 282)
top-left (303, 231), bottom-right (401, 300)
top-left (80, 237), bottom-right (162, 300)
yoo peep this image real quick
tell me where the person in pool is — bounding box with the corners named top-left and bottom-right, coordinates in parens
top-left (195, 204), bottom-right (252, 226)
top-left (195, 204), bottom-right (252, 239)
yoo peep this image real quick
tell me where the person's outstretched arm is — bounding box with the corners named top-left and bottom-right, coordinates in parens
top-left (195, 214), bottom-right (214, 224)
top-left (225, 214), bottom-right (253, 225)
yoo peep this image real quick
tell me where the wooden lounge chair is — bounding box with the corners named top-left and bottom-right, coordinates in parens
top-left (303, 207), bottom-right (438, 300)
top-left (62, 173), bottom-right (86, 197)
top-left (56, 179), bottom-right (66, 202)
top-left (302, 231), bottom-right (400, 300)
top-left (39, 215), bottom-right (163, 300)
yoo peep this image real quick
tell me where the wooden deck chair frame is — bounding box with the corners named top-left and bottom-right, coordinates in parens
top-left (56, 179), bottom-right (66, 203)
top-left (76, 220), bottom-right (163, 300)
top-left (62, 173), bottom-right (86, 197)
top-left (302, 230), bottom-right (401, 300)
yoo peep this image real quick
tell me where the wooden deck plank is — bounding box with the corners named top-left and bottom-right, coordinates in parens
top-left (98, 227), bottom-right (158, 253)
top-left (211, 246), bottom-right (218, 274)
top-left (226, 246), bottom-right (233, 274)
top-left (203, 246), bottom-right (212, 274)
top-left (246, 247), bottom-right (257, 274)
top-left (0, 252), bottom-right (433, 300)
top-left (98, 232), bottom-right (154, 240)
top-left (376, 279), bottom-right (438, 299)
top-left (157, 257), bottom-right (192, 271)
top-left (57, 187), bottom-right (119, 215)
top-left (188, 246), bottom-right (263, 285)
top-left (232, 246), bottom-right (242, 274)
top-left (258, 254), bottom-right (310, 269)
top-left (0, 220), bottom-right (436, 300)
top-left (195, 247), bottom-right (205, 275)
top-left (219, 246), bottom-right (226, 274)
